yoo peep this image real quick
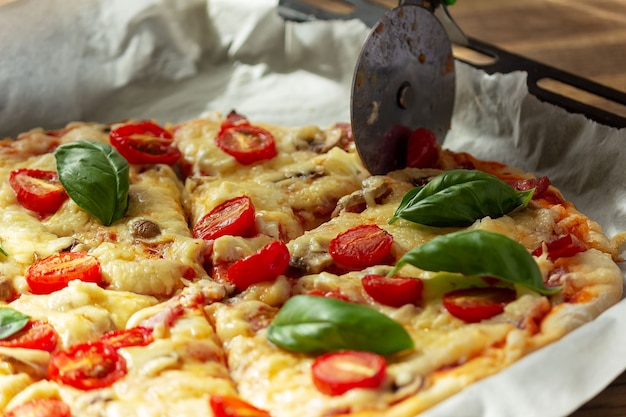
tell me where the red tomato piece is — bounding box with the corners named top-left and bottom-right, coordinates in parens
top-left (406, 127), bottom-right (439, 169)
top-left (0, 320), bottom-right (58, 352)
top-left (215, 124), bottom-right (277, 165)
top-left (109, 121), bottom-right (181, 165)
top-left (209, 395), bottom-right (271, 417)
top-left (193, 196), bottom-right (256, 241)
top-left (362, 275), bottom-right (423, 307)
top-left (226, 241), bottom-right (290, 290)
top-left (9, 168), bottom-right (67, 217)
top-left (49, 341), bottom-right (127, 390)
top-left (3, 398), bottom-right (71, 417)
top-left (99, 326), bottom-right (154, 349)
top-left (25, 252), bottom-right (102, 295)
top-left (311, 350), bottom-right (387, 396)
top-left (442, 287), bottom-right (516, 323)
top-left (221, 110), bottom-right (250, 130)
top-left (508, 176), bottom-right (551, 198)
top-left (329, 225), bottom-right (394, 270)
top-left (532, 234), bottom-right (587, 260)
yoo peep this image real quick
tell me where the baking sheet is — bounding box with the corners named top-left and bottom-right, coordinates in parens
top-left (1, 0), bottom-right (626, 416)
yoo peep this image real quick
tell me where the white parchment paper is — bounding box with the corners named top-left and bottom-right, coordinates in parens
top-left (1, 1), bottom-right (625, 416)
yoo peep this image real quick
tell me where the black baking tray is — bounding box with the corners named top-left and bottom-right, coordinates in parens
top-left (278, 0), bottom-right (626, 129)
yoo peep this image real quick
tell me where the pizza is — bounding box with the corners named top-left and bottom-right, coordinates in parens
top-left (0, 111), bottom-right (622, 417)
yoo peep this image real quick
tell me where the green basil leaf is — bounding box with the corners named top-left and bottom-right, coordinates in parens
top-left (267, 295), bottom-right (414, 355)
top-left (55, 141), bottom-right (130, 226)
top-left (389, 230), bottom-right (559, 295)
top-left (0, 308), bottom-right (30, 340)
top-left (0, 244), bottom-right (7, 257)
top-left (390, 169), bottom-right (534, 227)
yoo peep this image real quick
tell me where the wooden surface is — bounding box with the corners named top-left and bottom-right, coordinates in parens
top-left (308, 0), bottom-right (626, 416)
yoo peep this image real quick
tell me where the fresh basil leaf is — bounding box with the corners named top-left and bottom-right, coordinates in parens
top-left (267, 295), bottom-right (414, 355)
top-left (389, 230), bottom-right (559, 295)
top-left (0, 244), bottom-right (7, 257)
top-left (390, 169), bottom-right (534, 227)
top-left (54, 141), bottom-right (130, 226)
top-left (0, 308), bottom-right (30, 340)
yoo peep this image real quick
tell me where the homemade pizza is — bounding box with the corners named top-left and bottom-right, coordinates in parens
top-left (0, 111), bottom-right (622, 417)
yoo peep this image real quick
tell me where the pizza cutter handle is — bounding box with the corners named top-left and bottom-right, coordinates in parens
top-left (461, 38), bottom-right (626, 128)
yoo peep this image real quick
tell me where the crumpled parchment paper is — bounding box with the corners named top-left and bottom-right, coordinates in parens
top-left (1, 1), bottom-right (625, 416)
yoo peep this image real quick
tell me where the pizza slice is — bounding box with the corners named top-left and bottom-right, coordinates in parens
top-left (0, 283), bottom-right (240, 416)
top-left (0, 121), bottom-right (212, 300)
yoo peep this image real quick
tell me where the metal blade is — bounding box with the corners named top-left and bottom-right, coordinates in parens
top-left (351, 4), bottom-right (455, 175)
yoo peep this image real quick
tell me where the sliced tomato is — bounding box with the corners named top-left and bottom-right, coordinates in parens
top-left (48, 341), bottom-right (127, 390)
top-left (532, 234), bottom-right (587, 260)
top-left (329, 225), bottom-right (394, 270)
top-left (311, 350), bottom-right (387, 396)
top-left (406, 127), bottom-right (439, 169)
top-left (193, 196), bottom-right (256, 241)
top-left (3, 398), bottom-right (71, 417)
top-left (362, 275), bottom-right (423, 307)
top-left (25, 252), bottom-right (102, 295)
top-left (226, 241), bottom-right (290, 290)
top-left (109, 121), bottom-right (181, 165)
top-left (216, 123), bottom-right (277, 165)
top-left (209, 395), bottom-right (271, 417)
top-left (99, 326), bottom-right (154, 349)
top-left (442, 287), bottom-right (516, 323)
top-left (508, 176), bottom-right (551, 198)
top-left (0, 320), bottom-right (57, 352)
top-left (9, 168), bottom-right (67, 217)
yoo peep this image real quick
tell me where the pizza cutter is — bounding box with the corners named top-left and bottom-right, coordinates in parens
top-left (351, 0), bottom-right (464, 175)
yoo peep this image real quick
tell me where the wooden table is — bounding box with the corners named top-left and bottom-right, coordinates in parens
top-left (309, 0), bottom-right (626, 415)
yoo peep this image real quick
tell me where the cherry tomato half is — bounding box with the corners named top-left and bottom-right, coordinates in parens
top-left (532, 234), bottom-right (587, 260)
top-left (311, 350), bottom-right (387, 396)
top-left (193, 196), bottom-right (256, 241)
top-left (362, 275), bottom-right (423, 308)
top-left (49, 341), bottom-right (127, 390)
top-left (226, 241), bottom-right (290, 290)
top-left (99, 326), bottom-right (154, 349)
top-left (0, 320), bottom-right (58, 352)
top-left (209, 395), bottom-right (271, 417)
top-left (4, 398), bottom-right (71, 417)
top-left (109, 121), bottom-right (181, 165)
top-left (406, 128), bottom-right (439, 169)
top-left (25, 252), bottom-right (102, 295)
top-left (442, 287), bottom-right (516, 323)
top-left (329, 225), bottom-right (393, 270)
top-left (9, 168), bottom-right (67, 217)
top-left (216, 124), bottom-right (277, 165)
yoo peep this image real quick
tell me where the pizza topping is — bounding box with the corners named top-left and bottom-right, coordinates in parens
top-left (508, 176), bottom-right (551, 199)
top-left (532, 234), bottom-right (587, 260)
top-left (267, 295), bottom-right (414, 354)
top-left (390, 169), bottom-right (534, 227)
top-left (442, 287), bottom-right (517, 323)
top-left (193, 196), bottom-right (256, 241)
top-left (362, 275), bottom-right (423, 307)
top-left (0, 320), bottom-right (58, 352)
top-left (0, 308), bottom-right (30, 340)
top-left (109, 121), bottom-right (181, 165)
top-left (54, 141), bottom-right (130, 226)
top-left (209, 395), bottom-right (271, 417)
top-left (311, 350), bottom-right (387, 396)
top-left (99, 326), bottom-right (154, 349)
top-left (226, 240), bottom-right (290, 290)
top-left (130, 218), bottom-right (162, 239)
top-left (8, 168), bottom-right (68, 217)
top-left (406, 127), bottom-right (439, 169)
top-left (3, 398), bottom-right (71, 417)
top-left (216, 115), bottom-right (278, 165)
top-left (48, 341), bottom-right (127, 390)
top-left (390, 230), bottom-right (559, 295)
top-left (329, 225), bottom-right (394, 270)
top-left (25, 251), bottom-right (103, 294)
